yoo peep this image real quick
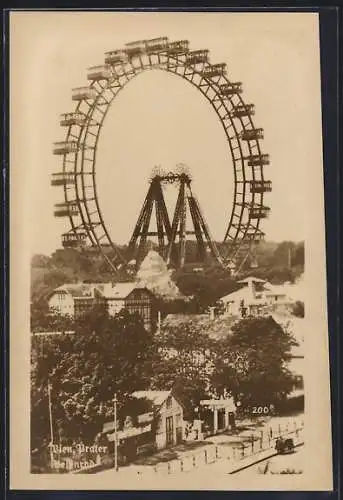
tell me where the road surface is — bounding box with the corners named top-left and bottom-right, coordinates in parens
top-left (234, 445), bottom-right (304, 477)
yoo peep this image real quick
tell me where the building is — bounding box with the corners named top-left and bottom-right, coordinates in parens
top-left (48, 283), bottom-right (102, 317)
top-left (48, 282), bottom-right (158, 331)
top-left (132, 391), bottom-right (185, 449)
top-left (272, 313), bottom-right (305, 396)
top-left (219, 277), bottom-right (294, 317)
top-left (200, 396), bottom-right (237, 436)
top-left (103, 390), bottom-right (185, 462)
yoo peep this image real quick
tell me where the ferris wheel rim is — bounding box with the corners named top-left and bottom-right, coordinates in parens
top-left (57, 40), bottom-right (270, 273)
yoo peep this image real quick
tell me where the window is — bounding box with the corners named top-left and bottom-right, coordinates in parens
top-left (166, 396), bottom-right (172, 409)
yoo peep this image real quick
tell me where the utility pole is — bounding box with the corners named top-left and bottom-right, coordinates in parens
top-left (48, 380), bottom-right (54, 469)
top-left (113, 393), bottom-right (119, 472)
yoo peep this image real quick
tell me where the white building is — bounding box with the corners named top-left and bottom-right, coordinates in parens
top-left (132, 391), bottom-right (185, 449)
top-left (104, 390), bottom-right (185, 452)
top-left (219, 276), bottom-right (294, 317)
top-left (48, 282), bottom-right (158, 330)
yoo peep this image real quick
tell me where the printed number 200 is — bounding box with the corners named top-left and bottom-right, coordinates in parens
top-left (252, 406), bottom-right (271, 414)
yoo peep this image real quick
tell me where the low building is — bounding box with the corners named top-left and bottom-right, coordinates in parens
top-left (219, 276), bottom-right (295, 317)
top-left (200, 396), bottom-right (237, 436)
top-left (103, 390), bottom-right (185, 462)
top-left (272, 313), bottom-right (305, 394)
top-left (48, 282), bottom-right (158, 331)
top-left (132, 391), bottom-right (185, 449)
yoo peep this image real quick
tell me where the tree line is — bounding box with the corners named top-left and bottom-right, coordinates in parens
top-left (31, 240), bottom-right (304, 313)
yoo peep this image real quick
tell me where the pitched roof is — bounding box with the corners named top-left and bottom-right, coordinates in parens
top-left (237, 276), bottom-right (266, 284)
top-left (51, 282), bottom-right (150, 300)
top-left (53, 283), bottom-right (98, 298)
top-left (220, 286), bottom-right (254, 303)
top-left (264, 286), bottom-right (288, 296)
top-left (104, 283), bottom-right (138, 299)
top-left (162, 313), bottom-right (238, 340)
top-left (132, 390), bottom-right (171, 407)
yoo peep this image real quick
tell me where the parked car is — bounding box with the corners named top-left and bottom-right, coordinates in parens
top-left (275, 437), bottom-right (295, 454)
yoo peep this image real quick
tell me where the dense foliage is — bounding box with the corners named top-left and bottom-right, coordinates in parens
top-left (31, 301), bottom-right (298, 453)
top-left (291, 301), bottom-right (305, 318)
top-left (150, 320), bottom-right (218, 419)
top-left (210, 317), bottom-right (297, 408)
top-left (31, 306), bottom-right (155, 450)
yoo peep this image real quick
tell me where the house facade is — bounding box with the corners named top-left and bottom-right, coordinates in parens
top-left (132, 391), bottom-right (185, 449)
top-left (219, 277), bottom-right (294, 317)
top-left (48, 282), bottom-right (157, 331)
top-left (103, 391), bottom-right (185, 463)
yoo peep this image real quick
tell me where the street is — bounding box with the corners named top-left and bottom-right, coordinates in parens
top-left (93, 413), bottom-right (304, 481)
top-left (233, 445), bottom-right (304, 477)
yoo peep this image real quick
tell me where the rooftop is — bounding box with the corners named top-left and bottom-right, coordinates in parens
top-left (162, 313), bottom-right (239, 340)
top-left (237, 276), bottom-right (267, 284)
top-left (51, 282), bottom-right (149, 300)
top-left (132, 390), bottom-right (172, 407)
top-left (104, 283), bottom-right (138, 299)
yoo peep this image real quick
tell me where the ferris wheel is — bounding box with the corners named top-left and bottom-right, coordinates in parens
top-left (52, 37), bottom-right (271, 276)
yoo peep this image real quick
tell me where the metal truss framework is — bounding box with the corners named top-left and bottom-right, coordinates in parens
top-left (52, 38), bottom-right (272, 276)
top-left (127, 172), bottom-right (224, 270)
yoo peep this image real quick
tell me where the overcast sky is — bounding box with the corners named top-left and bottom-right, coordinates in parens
top-left (10, 11), bottom-right (323, 256)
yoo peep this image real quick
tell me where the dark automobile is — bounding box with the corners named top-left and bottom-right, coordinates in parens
top-left (275, 437), bottom-right (295, 454)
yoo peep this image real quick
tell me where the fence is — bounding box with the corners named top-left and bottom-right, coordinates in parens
top-left (230, 422), bottom-right (304, 461)
top-left (152, 420), bottom-right (304, 476)
top-left (153, 443), bottom-right (231, 475)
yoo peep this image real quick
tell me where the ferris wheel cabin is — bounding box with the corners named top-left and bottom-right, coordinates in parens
top-left (220, 82), bottom-right (243, 95)
top-left (62, 232), bottom-right (87, 248)
top-left (125, 40), bottom-right (147, 57)
top-left (202, 63), bottom-right (227, 78)
top-left (72, 87), bottom-right (97, 101)
top-left (87, 65), bottom-right (112, 81)
top-left (231, 104), bottom-right (255, 118)
top-left (186, 50), bottom-right (209, 65)
top-left (240, 128), bottom-right (264, 141)
top-left (53, 141), bottom-right (79, 155)
top-left (250, 180), bottom-right (272, 193)
top-left (247, 154), bottom-right (270, 166)
top-left (51, 172), bottom-right (75, 186)
top-left (104, 50), bottom-right (129, 65)
top-left (245, 231), bottom-right (265, 242)
top-left (54, 202), bottom-right (79, 217)
top-left (60, 112), bottom-right (86, 127)
top-left (168, 40), bottom-right (190, 54)
top-left (145, 37), bottom-right (169, 53)
top-left (249, 206), bottom-right (270, 219)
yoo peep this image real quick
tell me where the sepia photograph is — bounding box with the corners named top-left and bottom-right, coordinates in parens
top-left (9, 10), bottom-right (333, 490)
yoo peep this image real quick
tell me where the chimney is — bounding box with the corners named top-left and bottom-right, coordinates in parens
top-left (247, 279), bottom-right (256, 300)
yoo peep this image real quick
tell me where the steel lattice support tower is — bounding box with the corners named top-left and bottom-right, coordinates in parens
top-left (128, 170), bottom-right (224, 270)
top-left (127, 175), bottom-right (172, 265)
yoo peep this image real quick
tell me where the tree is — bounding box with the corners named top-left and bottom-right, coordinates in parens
top-left (31, 306), bottom-right (155, 450)
top-left (151, 320), bottom-right (216, 418)
top-left (291, 301), bottom-right (305, 318)
top-left (174, 271), bottom-right (238, 311)
top-left (30, 301), bottom-right (74, 333)
top-left (211, 316), bottom-right (297, 408)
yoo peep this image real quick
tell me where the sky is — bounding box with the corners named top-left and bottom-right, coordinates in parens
top-left (10, 11), bottom-right (323, 256)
